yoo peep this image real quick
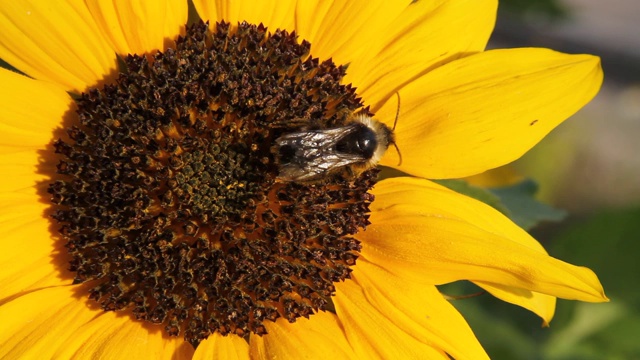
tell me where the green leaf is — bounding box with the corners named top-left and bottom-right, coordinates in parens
top-left (549, 207), bottom-right (640, 305)
top-left (488, 179), bottom-right (567, 230)
top-left (543, 302), bottom-right (636, 360)
top-left (541, 207), bottom-right (640, 359)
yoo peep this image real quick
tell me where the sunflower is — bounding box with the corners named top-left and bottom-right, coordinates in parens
top-left (0, 0), bottom-right (606, 359)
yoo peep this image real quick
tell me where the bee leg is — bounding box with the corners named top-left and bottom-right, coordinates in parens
top-left (341, 165), bottom-right (360, 180)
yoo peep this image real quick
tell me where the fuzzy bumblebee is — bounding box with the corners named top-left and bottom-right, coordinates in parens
top-left (275, 114), bottom-right (394, 182)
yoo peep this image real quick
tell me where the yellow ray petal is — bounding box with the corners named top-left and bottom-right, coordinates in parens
top-left (361, 177), bottom-right (607, 302)
top-left (296, 0), bottom-right (407, 74)
top-left (194, 333), bottom-right (249, 360)
top-left (0, 1), bottom-right (117, 93)
top-left (193, 0), bottom-right (296, 33)
top-left (191, 0), bottom-right (217, 24)
top-left (85, 0), bottom-right (187, 56)
top-left (0, 140), bottom-right (58, 196)
top-left (376, 48), bottom-right (603, 179)
top-left (0, 286), bottom-right (96, 359)
top-left (362, 213), bottom-right (606, 301)
top-left (0, 71), bottom-right (70, 299)
top-left (0, 68), bottom-right (74, 150)
top-left (350, 0), bottom-right (497, 111)
top-left (343, 258), bottom-right (490, 360)
top-left (474, 281), bottom-right (556, 326)
top-left (292, 0), bottom-right (334, 44)
top-left (0, 193), bottom-right (69, 304)
top-left (0, 151), bottom-right (51, 193)
top-left (250, 311), bottom-right (356, 360)
top-left (335, 278), bottom-right (451, 359)
top-left (371, 177), bottom-right (547, 252)
top-left (0, 267), bottom-right (65, 307)
top-left (53, 308), bottom-right (194, 360)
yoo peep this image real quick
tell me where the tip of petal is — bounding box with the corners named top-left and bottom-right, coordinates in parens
top-left (598, 292), bottom-right (610, 303)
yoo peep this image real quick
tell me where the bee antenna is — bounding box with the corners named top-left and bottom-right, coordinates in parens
top-left (391, 91), bottom-right (402, 166)
top-left (392, 141), bottom-right (403, 166)
top-left (392, 92), bottom-right (401, 131)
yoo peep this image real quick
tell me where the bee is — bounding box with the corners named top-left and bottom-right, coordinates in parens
top-left (275, 95), bottom-right (401, 182)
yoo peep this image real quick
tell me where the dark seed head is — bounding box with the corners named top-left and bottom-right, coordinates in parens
top-left (48, 21), bottom-right (377, 347)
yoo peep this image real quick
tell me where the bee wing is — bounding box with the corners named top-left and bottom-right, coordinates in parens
top-left (276, 125), bottom-right (364, 182)
top-left (278, 150), bottom-right (366, 181)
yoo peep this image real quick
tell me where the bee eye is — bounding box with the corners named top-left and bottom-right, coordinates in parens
top-left (356, 128), bottom-right (378, 158)
top-left (358, 137), bottom-right (372, 151)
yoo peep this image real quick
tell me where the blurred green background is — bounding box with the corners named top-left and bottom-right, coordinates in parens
top-left (445, 0), bottom-right (640, 359)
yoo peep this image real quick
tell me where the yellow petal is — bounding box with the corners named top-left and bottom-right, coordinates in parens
top-left (296, 0), bottom-right (407, 74)
top-left (194, 333), bottom-right (249, 360)
top-left (335, 277), bottom-right (451, 359)
top-left (0, 1), bottom-right (117, 93)
top-left (0, 70), bottom-right (71, 300)
top-left (349, 0), bottom-right (497, 111)
top-left (372, 177), bottom-right (547, 252)
top-left (0, 151), bottom-right (50, 194)
top-left (0, 68), bottom-right (74, 150)
top-left (53, 308), bottom-right (194, 359)
top-left (193, 0), bottom-right (296, 33)
top-left (85, 0), bottom-right (187, 56)
top-left (377, 48), bottom-right (603, 179)
top-left (0, 193), bottom-right (69, 304)
top-left (0, 71), bottom-right (70, 303)
top-left (291, 0), bottom-right (334, 44)
top-left (0, 151), bottom-right (60, 197)
top-left (191, 0), bottom-right (217, 24)
top-left (342, 258), bottom-right (490, 359)
top-left (361, 177), bottom-right (607, 302)
top-left (250, 311), bottom-right (356, 360)
top-left (474, 281), bottom-right (556, 326)
top-left (0, 286), bottom-right (95, 359)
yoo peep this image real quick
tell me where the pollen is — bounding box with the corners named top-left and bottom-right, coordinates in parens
top-left (47, 21), bottom-right (377, 347)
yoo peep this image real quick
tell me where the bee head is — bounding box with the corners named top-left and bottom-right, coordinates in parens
top-left (349, 115), bottom-right (394, 165)
top-left (336, 123), bottom-right (379, 160)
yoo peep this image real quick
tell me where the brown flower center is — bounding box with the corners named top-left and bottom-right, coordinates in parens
top-left (47, 21), bottom-right (377, 347)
